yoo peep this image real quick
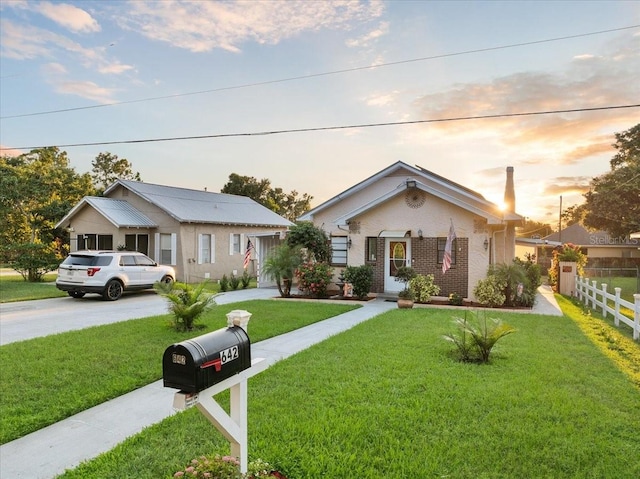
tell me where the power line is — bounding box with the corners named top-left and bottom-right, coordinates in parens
top-left (3, 104), bottom-right (638, 151)
top-left (2, 24), bottom-right (638, 120)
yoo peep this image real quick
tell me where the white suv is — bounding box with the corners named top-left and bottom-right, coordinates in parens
top-left (56, 251), bottom-right (175, 301)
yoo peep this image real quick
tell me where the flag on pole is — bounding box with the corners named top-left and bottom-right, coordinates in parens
top-left (442, 220), bottom-right (456, 274)
top-left (243, 238), bottom-right (253, 269)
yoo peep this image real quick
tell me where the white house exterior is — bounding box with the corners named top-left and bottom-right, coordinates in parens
top-left (299, 162), bottom-right (523, 300)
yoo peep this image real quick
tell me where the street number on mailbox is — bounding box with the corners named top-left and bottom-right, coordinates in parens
top-left (220, 346), bottom-right (239, 365)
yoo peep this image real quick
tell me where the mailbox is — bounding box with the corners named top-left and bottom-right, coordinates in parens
top-left (163, 326), bottom-right (251, 393)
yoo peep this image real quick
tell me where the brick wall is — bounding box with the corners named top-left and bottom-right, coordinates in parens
top-left (370, 237), bottom-right (469, 296)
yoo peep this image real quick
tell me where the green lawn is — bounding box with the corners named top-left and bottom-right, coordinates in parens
top-left (58, 302), bottom-right (640, 479)
top-left (0, 300), bottom-right (359, 444)
top-left (0, 273), bottom-right (253, 303)
top-left (0, 273), bottom-right (66, 302)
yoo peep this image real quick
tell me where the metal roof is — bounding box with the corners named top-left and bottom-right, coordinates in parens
top-left (107, 180), bottom-right (293, 227)
top-left (56, 197), bottom-right (157, 229)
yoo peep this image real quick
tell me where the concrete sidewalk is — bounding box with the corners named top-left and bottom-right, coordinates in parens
top-left (0, 287), bottom-right (561, 479)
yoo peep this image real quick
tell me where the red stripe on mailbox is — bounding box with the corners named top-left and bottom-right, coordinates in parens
top-left (200, 358), bottom-right (222, 371)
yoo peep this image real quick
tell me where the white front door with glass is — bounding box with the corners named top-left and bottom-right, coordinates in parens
top-left (384, 238), bottom-right (411, 292)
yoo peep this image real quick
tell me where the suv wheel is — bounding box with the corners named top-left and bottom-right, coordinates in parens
top-left (68, 291), bottom-right (85, 299)
top-left (103, 279), bottom-right (123, 301)
top-left (160, 275), bottom-right (174, 285)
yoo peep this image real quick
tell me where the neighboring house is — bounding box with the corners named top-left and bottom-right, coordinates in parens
top-left (538, 223), bottom-right (640, 270)
top-left (298, 161), bottom-right (523, 299)
top-left (56, 180), bottom-right (293, 283)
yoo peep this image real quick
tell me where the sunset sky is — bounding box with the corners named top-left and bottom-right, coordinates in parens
top-left (1, 0), bottom-right (639, 224)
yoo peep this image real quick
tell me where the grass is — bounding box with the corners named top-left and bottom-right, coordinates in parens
top-left (0, 300), bottom-right (359, 444)
top-left (58, 305), bottom-right (640, 479)
top-left (0, 272), bottom-right (256, 303)
top-left (0, 272), bottom-right (65, 302)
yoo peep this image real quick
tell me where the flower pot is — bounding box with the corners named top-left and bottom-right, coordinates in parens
top-left (397, 298), bottom-right (414, 309)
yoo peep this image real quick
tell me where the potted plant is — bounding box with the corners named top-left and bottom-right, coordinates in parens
top-left (394, 266), bottom-right (416, 309)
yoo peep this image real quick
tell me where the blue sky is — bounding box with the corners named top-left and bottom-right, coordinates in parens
top-left (1, 0), bottom-right (639, 224)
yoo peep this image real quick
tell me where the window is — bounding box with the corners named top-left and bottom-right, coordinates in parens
top-left (437, 237), bottom-right (457, 265)
top-left (125, 234), bottom-right (149, 254)
top-left (199, 234), bottom-right (215, 264)
top-left (366, 237), bottom-right (377, 262)
top-left (120, 255), bottom-right (137, 266)
top-left (160, 234), bottom-right (173, 265)
top-left (98, 235), bottom-right (113, 250)
top-left (230, 233), bottom-right (242, 255)
top-left (331, 236), bottom-right (348, 266)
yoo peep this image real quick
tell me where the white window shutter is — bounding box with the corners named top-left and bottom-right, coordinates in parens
top-left (229, 233), bottom-right (234, 255)
top-left (198, 234), bottom-right (203, 264)
top-left (154, 233), bottom-right (160, 261)
top-left (211, 235), bottom-right (215, 263)
top-left (171, 233), bottom-right (177, 265)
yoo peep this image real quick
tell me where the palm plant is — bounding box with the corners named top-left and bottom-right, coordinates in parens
top-left (153, 280), bottom-right (216, 331)
top-left (444, 311), bottom-right (516, 363)
top-left (261, 243), bottom-right (302, 297)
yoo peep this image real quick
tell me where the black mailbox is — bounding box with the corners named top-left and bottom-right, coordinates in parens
top-left (163, 326), bottom-right (251, 393)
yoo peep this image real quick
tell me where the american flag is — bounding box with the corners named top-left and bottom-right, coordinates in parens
top-left (442, 221), bottom-right (456, 274)
top-left (243, 238), bottom-right (253, 269)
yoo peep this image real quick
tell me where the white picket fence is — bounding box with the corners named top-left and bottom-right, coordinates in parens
top-left (575, 276), bottom-right (640, 341)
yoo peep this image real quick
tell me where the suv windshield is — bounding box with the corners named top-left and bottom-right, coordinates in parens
top-left (62, 255), bottom-right (113, 267)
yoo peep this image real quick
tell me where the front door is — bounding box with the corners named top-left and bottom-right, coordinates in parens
top-left (384, 238), bottom-right (411, 292)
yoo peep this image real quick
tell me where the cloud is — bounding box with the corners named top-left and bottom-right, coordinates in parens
top-left (346, 21), bottom-right (389, 48)
top-left (52, 80), bottom-right (118, 104)
top-left (542, 176), bottom-right (592, 196)
top-left (119, 0), bottom-right (385, 53)
top-left (38, 2), bottom-right (100, 33)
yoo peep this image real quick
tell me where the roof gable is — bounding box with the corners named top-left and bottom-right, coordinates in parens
top-left (544, 223), bottom-right (640, 246)
top-left (56, 197), bottom-right (157, 229)
top-left (300, 160), bottom-right (520, 225)
top-left (104, 180), bottom-right (293, 227)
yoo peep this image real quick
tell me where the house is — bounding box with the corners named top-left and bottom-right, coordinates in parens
top-left (537, 223), bottom-right (640, 270)
top-left (56, 180), bottom-right (293, 282)
top-left (298, 161), bottom-right (523, 300)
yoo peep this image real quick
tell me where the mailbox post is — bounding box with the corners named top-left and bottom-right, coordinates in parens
top-left (163, 310), bottom-right (267, 474)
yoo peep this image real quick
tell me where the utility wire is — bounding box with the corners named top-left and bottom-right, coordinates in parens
top-left (3, 104), bottom-right (638, 151)
top-left (1, 24), bottom-right (638, 120)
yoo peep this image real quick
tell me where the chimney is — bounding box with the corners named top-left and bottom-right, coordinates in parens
top-left (504, 166), bottom-right (515, 213)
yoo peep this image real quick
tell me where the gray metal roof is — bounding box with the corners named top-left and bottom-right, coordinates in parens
top-left (109, 180), bottom-right (293, 227)
top-left (55, 196), bottom-right (157, 229)
top-left (85, 197), bottom-right (157, 227)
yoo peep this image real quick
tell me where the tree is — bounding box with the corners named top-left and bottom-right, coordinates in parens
top-left (285, 221), bottom-right (331, 263)
top-left (91, 152), bottom-right (142, 194)
top-left (516, 219), bottom-right (553, 239)
top-left (261, 243), bottom-right (302, 297)
top-left (561, 204), bottom-right (587, 228)
top-left (582, 124), bottom-right (640, 237)
top-left (221, 173), bottom-right (312, 221)
top-left (0, 147), bottom-right (94, 248)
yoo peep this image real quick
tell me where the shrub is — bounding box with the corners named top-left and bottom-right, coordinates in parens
top-left (343, 264), bottom-right (373, 299)
top-left (229, 273), bottom-right (240, 290)
top-left (409, 274), bottom-right (440, 303)
top-left (489, 263), bottom-right (527, 307)
top-left (444, 311), bottom-right (516, 363)
top-left (449, 292), bottom-right (463, 306)
top-left (153, 281), bottom-right (216, 331)
top-left (548, 243), bottom-right (587, 291)
top-left (296, 261), bottom-right (333, 298)
top-left (473, 275), bottom-right (507, 307)
top-left (241, 270), bottom-right (252, 289)
top-left (286, 221), bottom-right (331, 263)
top-left (219, 274), bottom-right (229, 292)
top-left (4, 242), bottom-right (61, 282)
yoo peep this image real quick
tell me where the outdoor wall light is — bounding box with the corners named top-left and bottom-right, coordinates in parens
top-left (347, 238), bottom-right (352, 249)
top-left (483, 238), bottom-right (489, 250)
top-left (418, 229), bottom-right (423, 240)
